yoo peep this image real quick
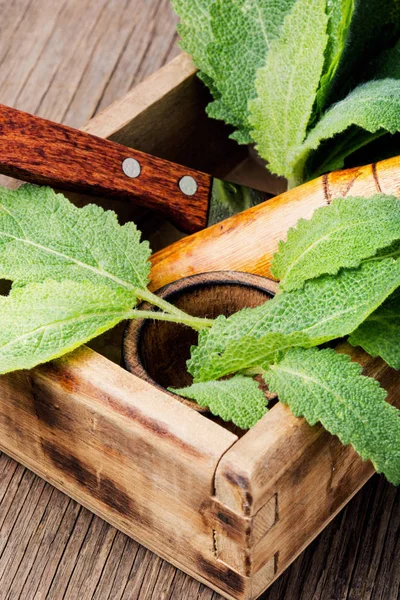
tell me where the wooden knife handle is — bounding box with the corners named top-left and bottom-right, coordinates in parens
top-left (150, 156), bottom-right (400, 289)
top-left (0, 104), bottom-right (212, 233)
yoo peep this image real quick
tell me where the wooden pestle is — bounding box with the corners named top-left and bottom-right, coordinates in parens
top-left (150, 156), bottom-right (400, 290)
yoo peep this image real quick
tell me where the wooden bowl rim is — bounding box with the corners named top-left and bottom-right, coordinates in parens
top-left (122, 270), bottom-right (277, 410)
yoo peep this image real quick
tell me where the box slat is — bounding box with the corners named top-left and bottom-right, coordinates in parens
top-left (0, 347), bottom-right (244, 598)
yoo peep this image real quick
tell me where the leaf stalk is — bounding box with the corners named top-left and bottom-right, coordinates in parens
top-left (128, 309), bottom-right (214, 331)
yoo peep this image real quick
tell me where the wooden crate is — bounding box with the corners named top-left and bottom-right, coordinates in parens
top-left (1, 52), bottom-right (400, 600)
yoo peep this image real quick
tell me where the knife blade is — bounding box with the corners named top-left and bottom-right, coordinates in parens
top-left (0, 104), bottom-right (272, 233)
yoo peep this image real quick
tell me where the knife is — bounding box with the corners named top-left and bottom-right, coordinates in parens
top-left (0, 104), bottom-right (272, 233)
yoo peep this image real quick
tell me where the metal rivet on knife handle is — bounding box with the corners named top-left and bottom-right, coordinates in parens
top-left (122, 157), bottom-right (141, 178)
top-left (179, 175), bottom-right (198, 196)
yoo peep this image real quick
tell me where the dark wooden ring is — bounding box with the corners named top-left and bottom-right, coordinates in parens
top-left (122, 271), bottom-right (277, 412)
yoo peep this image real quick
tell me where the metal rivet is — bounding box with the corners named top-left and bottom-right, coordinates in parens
top-left (122, 157), bottom-right (141, 178)
top-left (179, 175), bottom-right (198, 196)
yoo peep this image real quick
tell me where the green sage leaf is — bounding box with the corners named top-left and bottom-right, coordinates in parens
top-left (272, 195), bottom-right (400, 291)
top-left (0, 279), bottom-right (135, 374)
top-left (264, 347), bottom-right (400, 485)
top-left (249, 0), bottom-right (328, 181)
top-left (188, 257), bottom-right (400, 381)
top-left (0, 184), bottom-right (151, 292)
top-left (171, 375), bottom-right (268, 429)
top-left (349, 289), bottom-right (400, 369)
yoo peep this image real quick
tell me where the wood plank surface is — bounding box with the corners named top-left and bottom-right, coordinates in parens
top-left (0, 2), bottom-right (399, 599)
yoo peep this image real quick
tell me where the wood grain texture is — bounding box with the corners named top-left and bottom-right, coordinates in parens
top-left (1, 2), bottom-right (400, 600)
top-left (0, 346), bottom-right (240, 598)
top-left (0, 104), bottom-right (211, 233)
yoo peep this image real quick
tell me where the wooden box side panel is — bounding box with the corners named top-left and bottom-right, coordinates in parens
top-left (214, 345), bottom-right (400, 599)
top-left (0, 346), bottom-right (246, 599)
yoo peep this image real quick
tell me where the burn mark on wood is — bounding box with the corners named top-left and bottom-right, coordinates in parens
top-left (245, 492), bottom-right (253, 512)
top-left (31, 379), bottom-right (73, 432)
top-left (43, 441), bottom-right (150, 527)
top-left (212, 529), bottom-right (218, 558)
top-left (102, 396), bottom-right (206, 460)
top-left (322, 173), bottom-right (331, 204)
top-left (290, 429), bottom-right (327, 485)
top-left (1, 412), bottom-right (25, 441)
top-left (223, 471), bottom-right (254, 515)
top-left (224, 471), bottom-right (250, 490)
top-left (274, 551), bottom-right (279, 575)
top-left (95, 477), bottom-right (134, 515)
top-left (372, 162), bottom-right (382, 193)
top-left (245, 553), bottom-right (252, 577)
top-left (217, 511), bottom-right (231, 526)
top-left (197, 555), bottom-right (245, 595)
top-left (337, 165), bottom-right (364, 198)
top-left (38, 362), bottom-right (78, 394)
top-left (201, 500), bottom-right (252, 545)
top-left (39, 361), bottom-right (205, 460)
top-left (57, 372), bottom-right (77, 394)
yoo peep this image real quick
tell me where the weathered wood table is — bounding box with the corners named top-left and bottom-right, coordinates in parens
top-left (0, 1), bottom-right (399, 598)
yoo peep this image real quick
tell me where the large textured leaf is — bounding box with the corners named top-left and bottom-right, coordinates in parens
top-left (272, 195), bottom-right (400, 291)
top-left (207, 0), bottom-right (296, 135)
top-left (349, 290), bottom-right (400, 369)
top-left (171, 0), bottom-right (216, 77)
top-left (315, 0), bottom-right (355, 114)
top-left (188, 257), bottom-right (400, 381)
top-left (171, 375), bottom-right (268, 429)
top-left (0, 280), bottom-right (135, 374)
top-left (249, 0), bottom-right (328, 181)
top-left (264, 347), bottom-right (400, 485)
top-left (0, 184), bottom-right (151, 291)
top-left (171, 0), bottom-right (240, 133)
top-left (294, 79), bottom-right (400, 184)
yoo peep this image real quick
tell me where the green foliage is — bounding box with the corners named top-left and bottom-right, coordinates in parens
top-left (0, 280), bottom-right (135, 374)
top-left (171, 375), bottom-right (268, 429)
top-left (272, 195), bottom-right (400, 291)
top-left (171, 0), bottom-right (216, 77)
top-left (0, 184), bottom-right (151, 291)
top-left (188, 257), bottom-right (400, 381)
top-left (207, 0), bottom-right (296, 139)
top-left (264, 347), bottom-right (400, 485)
top-left (349, 290), bottom-right (400, 369)
top-left (328, 0), bottom-right (400, 102)
top-left (294, 79), bottom-right (400, 183)
top-left (0, 184), bottom-right (154, 373)
top-left (181, 192), bottom-right (400, 484)
top-left (302, 127), bottom-right (386, 181)
top-left (2, 179), bottom-right (400, 485)
top-left (249, 0), bottom-right (328, 180)
top-left (172, 0), bottom-right (400, 184)
top-left (315, 0), bottom-right (355, 114)
top-left (170, 0), bottom-right (236, 127)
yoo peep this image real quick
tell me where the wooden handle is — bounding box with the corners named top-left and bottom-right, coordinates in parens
top-left (150, 157), bottom-right (400, 288)
top-left (0, 104), bottom-right (212, 233)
